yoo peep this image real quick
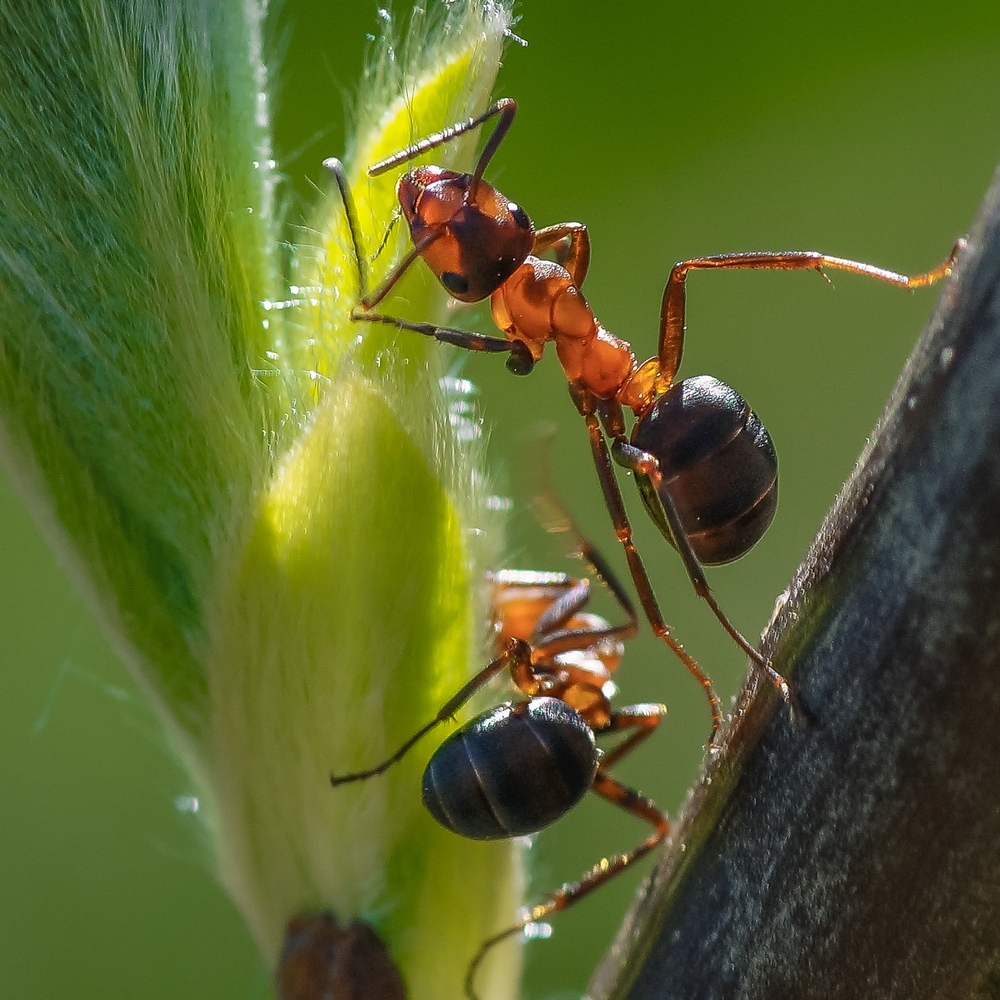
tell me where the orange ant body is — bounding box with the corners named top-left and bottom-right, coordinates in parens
top-left (325, 99), bottom-right (960, 737)
top-left (331, 515), bottom-right (669, 1000)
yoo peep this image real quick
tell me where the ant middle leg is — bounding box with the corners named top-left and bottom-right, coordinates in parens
top-left (579, 380), bottom-right (793, 713)
top-left (610, 433), bottom-right (797, 711)
top-left (573, 394), bottom-right (724, 740)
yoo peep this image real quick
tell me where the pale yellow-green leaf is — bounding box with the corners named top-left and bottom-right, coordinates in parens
top-left (0, 2), bottom-right (523, 998)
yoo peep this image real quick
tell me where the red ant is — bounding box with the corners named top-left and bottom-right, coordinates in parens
top-left (330, 509), bottom-right (670, 1000)
top-left (325, 99), bottom-right (961, 738)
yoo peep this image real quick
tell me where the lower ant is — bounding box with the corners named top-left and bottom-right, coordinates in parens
top-left (325, 99), bottom-right (962, 741)
top-left (330, 510), bottom-right (670, 1000)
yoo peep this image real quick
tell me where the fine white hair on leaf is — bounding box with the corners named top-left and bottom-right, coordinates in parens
top-left (0, 1), bottom-right (525, 999)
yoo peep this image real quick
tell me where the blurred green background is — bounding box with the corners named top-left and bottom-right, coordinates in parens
top-left (3, 2), bottom-right (1000, 998)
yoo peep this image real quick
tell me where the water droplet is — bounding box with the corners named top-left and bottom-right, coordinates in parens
top-left (522, 922), bottom-right (552, 941)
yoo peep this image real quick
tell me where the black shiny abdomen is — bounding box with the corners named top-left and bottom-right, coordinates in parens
top-left (631, 374), bottom-right (777, 565)
top-left (421, 697), bottom-right (598, 840)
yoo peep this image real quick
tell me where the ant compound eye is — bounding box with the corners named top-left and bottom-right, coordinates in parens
top-left (441, 271), bottom-right (469, 296)
top-left (508, 202), bottom-right (530, 230)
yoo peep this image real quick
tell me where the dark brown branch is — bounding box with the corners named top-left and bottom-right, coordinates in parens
top-left (589, 167), bottom-right (1000, 1000)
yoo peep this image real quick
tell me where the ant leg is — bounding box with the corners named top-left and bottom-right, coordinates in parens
top-left (530, 456), bottom-right (640, 641)
top-left (571, 391), bottom-right (724, 739)
top-left (529, 576), bottom-right (593, 638)
top-left (612, 437), bottom-right (797, 708)
top-left (531, 586), bottom-right (639, 660)
top-left (528, 503), bottom-right (640, 656)
top-left (329, 638), bottom-right (531, 785)
top-left (463, 771), bottom-right (668, 1000)
top-left (493, 565), bottom-right (636, 667)
top-left (489, 569), bottom-right (582, 642)
top-left (532, 222), bottom-right (591, 286)
top-left (358, 233), bottom-right (448, 310)
top-left (367, 98), bottom-right (517, 192)
top-left (492, 533), bottom-right (639, 666)
top-left (657, 240), bottom-right (965, 381)
top-left (598, 703), bottom-right (667, 772)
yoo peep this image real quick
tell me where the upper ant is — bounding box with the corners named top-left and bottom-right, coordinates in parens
top-left (330, 507), bottom-right (669, 1000)
top-left (324, 99), bottom-right (962, 740)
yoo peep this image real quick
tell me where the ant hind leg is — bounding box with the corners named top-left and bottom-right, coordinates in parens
top-left (463, 771), bottom-right (668, 1000)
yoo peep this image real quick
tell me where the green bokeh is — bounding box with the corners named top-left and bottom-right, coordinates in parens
top-left (3, 2), bottom-right (1000, 998)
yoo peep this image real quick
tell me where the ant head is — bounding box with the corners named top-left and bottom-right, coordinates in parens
top-left (397, 166), bottom-right (534, 303)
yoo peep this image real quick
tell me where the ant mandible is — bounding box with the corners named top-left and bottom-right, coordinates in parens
top-left (330, 512), bottom-right (670, 1000)
top-left (325, 99), bottom-right (961, 738)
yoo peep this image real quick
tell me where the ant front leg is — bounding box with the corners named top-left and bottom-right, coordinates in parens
top-left (657, 241), bottom-right (964, 380)
top-left (532, 222), bottom-right (591, 287)
top-left (528, 579), bottom-right (639, 659)
top-left (329, 637), bottom-right (532, 785)
top-left (463, 770), bottom-right (669, 1000)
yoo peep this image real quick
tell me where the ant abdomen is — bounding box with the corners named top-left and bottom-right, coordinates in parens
top-left (421, 697), bottom-right (598, 840)
top-left (631, 374), bottom-right (778, 566)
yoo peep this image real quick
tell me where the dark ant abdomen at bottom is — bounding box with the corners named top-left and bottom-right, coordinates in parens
top-left (421, 698), bottom-right (599, 840)
top-left (631, 374), bottom-right (778, 566)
